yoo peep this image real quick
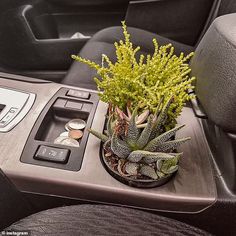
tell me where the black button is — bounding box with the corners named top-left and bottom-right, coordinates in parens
top-left (53, 99), bottom-right (67, 109)
top-left (67, 89), bottom-right (90, 99)
top-left (34, 146), bottom-right (69, 164)
top-left (65, 101), bottom-right (83, 110)
top-left (81, 103), bottom-right (92, 113)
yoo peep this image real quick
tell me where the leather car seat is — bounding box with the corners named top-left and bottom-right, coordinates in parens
top-left (190, 13), bottom-right (236, 133)
top-left (5, 204), bottom-right (211, 236)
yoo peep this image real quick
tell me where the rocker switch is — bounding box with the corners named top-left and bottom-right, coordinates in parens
top-left (34, 146), bottom-right (69, 164)
top-left (67, 89), bottom-right (90, 99)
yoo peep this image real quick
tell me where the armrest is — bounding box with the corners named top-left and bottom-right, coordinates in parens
top-left (125, 0), bottom-right (214, 46)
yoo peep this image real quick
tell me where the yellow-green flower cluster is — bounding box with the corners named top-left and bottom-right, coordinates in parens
top-left (72, 21), bottom-right (195, 129)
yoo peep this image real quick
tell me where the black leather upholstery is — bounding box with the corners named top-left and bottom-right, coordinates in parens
top-left (191, 13), bottom-right (236, 133)
top-left (62, 26), bottom-right (193, 90)
top-left (6, 204), bottom-right (211, 236)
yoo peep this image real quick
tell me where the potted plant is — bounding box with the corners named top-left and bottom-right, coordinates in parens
top-left (72, 22), bottom-right (195, 188)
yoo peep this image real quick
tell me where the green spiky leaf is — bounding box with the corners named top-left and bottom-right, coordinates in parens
top-left (111, 134), bottom-right (131, 158)
top-left (156, 160), bottom-right (163, 171)
top-left (140, 165), bottom-right (158, 180)
top-left (107, 115), bottom-right (114, 137)
top-left (88, 128), bottom-right (109, 143)
top-left (142, 152), bottom-right (182, 164)
top-left (156, 171), bottom-right (165, 178)
top-left (128, 150), bottom-right (180, 164)
top-left (144, 124), bottom-right (185, 151)
top-left (127, 151), bottom-right (143, 163)
top-left (124, 162), bottom-right (139, 175)
top-left (162, 165), bottom-right (178, 175)
top-left (150, 96), bottom-right (173, 139)
top-left (161, 156), bottom-right (179, 174)
top-left (126, 109), bottom-right (139, 148)
top-left (136, 115), bottom-right (154, 149)
top-left (155, 137), bottom-right (190, 152)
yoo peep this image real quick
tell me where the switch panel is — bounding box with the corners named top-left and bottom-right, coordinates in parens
top-left (34, 145), bottom-right (69, 164)
top-left (20, 87), bottom-right (99, 171)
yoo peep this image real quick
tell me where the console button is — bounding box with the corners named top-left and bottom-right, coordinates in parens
top-left (53, 99), bottom-right (67, 109)
top-left (81, 103), bottom-right (92, 113)
top-left (34, 146), bottom-right (69, 164)
top-left (65, 101), bottom-right (83, 110)
top-left (67, 89), bottom-right (90, 99)
top-left (0, 107), bottom-right (18, 127)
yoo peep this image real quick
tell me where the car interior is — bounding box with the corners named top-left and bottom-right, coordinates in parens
top-left (0, 0), bottom-right (236, 235)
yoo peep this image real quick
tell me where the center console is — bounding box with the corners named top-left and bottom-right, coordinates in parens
top-left (21, 88), bottom-right (99, 171)
top-left (0, 72), bottom-right (216, 214)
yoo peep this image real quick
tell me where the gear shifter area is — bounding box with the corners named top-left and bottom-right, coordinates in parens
top-left (0, 87), bottom-right (35, 132)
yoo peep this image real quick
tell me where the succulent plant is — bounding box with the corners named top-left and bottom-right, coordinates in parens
top-left (89, 98), bottom-right (190, 180)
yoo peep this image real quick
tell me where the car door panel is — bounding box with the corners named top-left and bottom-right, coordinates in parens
top-left (0, 0), bottom-right (128, 80)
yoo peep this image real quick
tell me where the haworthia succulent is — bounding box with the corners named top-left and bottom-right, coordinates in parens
top-left (156, 124), bottom-right (185, 143)
top-left (140, 165), bottom-right (158, 180)
top-left (88, 128), bottom-right (109, 143)
top-left (142, 152), bottom-right (182, 164)
top-left (155, 137), bottom-right (190, 152)
top-left (161, 156), bottom-right (179, 174)
top-left (128, 150), bottom-right (180, 164)
top-left (126, 109), bottom-right (140, 148)
top-left (137, 123), bottom-right (147, 129)
top-left (124, 162), bottom-right (139, 175)
top-left (107, 115), bottom-right (114, 137)
top-left (150, 96), bottom-right (173, 140)
top-left (88, 102), bottom-right (190, 180)
top-left (111, 134), bottom-right (131, 158)
top-left (156, 171), bottom-right (165, 178)
top-left (127, 152), bottom-right (143, 163)
top-left (156, 160), bottom-right (163, 171)
top-left (162, 165), bottom-right (178, 175)
top-left (144, 124), bottom-right (185, 152)
top-left (136, 116), bottom-right (154, 149)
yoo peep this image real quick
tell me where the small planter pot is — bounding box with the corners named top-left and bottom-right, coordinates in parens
top-left (101, 148), bottom-right (175, 188)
